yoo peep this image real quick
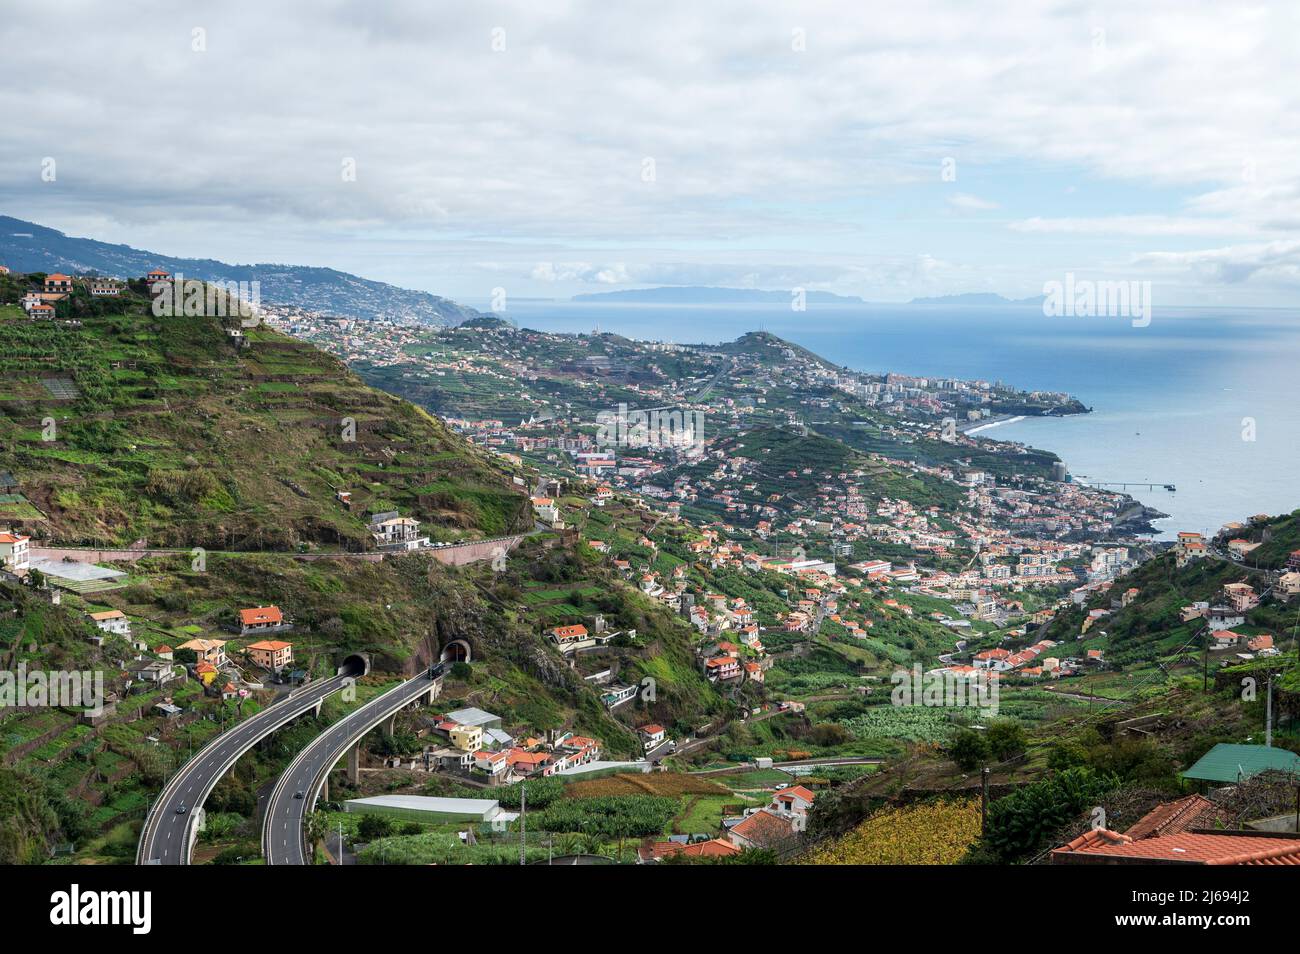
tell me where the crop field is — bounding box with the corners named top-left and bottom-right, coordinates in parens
top-left (563, 771), bottom-right (728, 799)
top-left (835, 704), bottom-right (973, 744)
top-left (802, 799), bottom-right (981, 865)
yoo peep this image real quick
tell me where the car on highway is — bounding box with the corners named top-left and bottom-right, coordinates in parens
top-left (175, 805), bottom-right (187, 814)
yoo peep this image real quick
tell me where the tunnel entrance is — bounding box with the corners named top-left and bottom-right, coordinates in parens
top-left (440, 639), bottom-right (471, 664)
top-left (338, 653), bottom-right (371, 678)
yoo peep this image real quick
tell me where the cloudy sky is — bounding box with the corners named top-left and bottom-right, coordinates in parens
top-left (2, 0), bottom-right (1298, 306)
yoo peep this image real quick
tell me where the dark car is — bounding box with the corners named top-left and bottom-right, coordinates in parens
top-left (294, 791), bottom-right (305, 799)
top-left (175, 805), bottom-right (187, 815)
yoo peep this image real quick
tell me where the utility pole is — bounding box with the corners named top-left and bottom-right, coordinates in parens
top-left (1202, 628), bottom-right (1209, 693)
top-left (519, 782), bottom-right (526, 866)
top-left (1265, 672), bottom-right (1274, 748)
top-left (981, 766), bottom-right (990, 834)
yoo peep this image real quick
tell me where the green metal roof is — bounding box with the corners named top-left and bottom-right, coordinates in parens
top-left (1181, 743), bottom-right (1300, 783)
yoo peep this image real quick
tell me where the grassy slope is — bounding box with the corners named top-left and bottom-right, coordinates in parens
top-left (1039, 552), bottom-right (1284, 667)
top-left (0, 279), bottom-right (528, 548)
top-left (0, 277), bottom-right (731, 860)
top-left (1234, 509), bottom-right (1300, 569)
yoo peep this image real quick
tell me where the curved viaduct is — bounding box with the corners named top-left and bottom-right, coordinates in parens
top-left (137, 654), bottom-right (369, 865)
top-left (263, 666), bottom-right (446, 865)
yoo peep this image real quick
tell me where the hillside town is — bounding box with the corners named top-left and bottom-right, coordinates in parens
top-left (2, 262), bottom-right (1298, 881)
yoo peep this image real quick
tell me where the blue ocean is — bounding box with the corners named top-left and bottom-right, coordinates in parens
top-left (495, 299), bottom-right (1300, 540)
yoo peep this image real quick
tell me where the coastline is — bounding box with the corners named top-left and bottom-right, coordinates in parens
top-left (961, 414), bottom-right (1026, 435)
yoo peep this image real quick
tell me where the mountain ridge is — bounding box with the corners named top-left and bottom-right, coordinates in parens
top-left (0, 215), bottom-right (482, 325)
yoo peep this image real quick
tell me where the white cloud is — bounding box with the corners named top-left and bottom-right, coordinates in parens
top-left (0, 0), bottom-right (1296, 302)
top-left (1009, 215), bottom-right (1258, 237)
top-left (947, 193), bottom-right (1000, 213)
top-left (1138, 240), bottom-right (1300, 285)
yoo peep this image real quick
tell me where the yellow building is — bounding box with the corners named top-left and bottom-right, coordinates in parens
top-left (449, 724), bottom-right (483, 753)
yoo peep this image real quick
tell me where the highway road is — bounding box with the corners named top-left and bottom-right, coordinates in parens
top-left (137, 665), bottom-right (362, 865)
top-left (263, 666), bottom-right (443, 865)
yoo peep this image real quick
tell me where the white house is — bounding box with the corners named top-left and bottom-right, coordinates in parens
top-left (87, 609), bottom-right (131, 637)
top-left (0, 532), bottom-right (30, 573)
top-left (530, 496), bottom-right (565, 529)
top-left (127, 659), bottom-right (176, 685)
top-left (769, 785), bottom-right (817, 832)
top-left (473, 749), bottom-right (512, 781)
top-left (638, 724), bottom-right (666, 750)
top-left (368, 511), bottom-right (428, 551)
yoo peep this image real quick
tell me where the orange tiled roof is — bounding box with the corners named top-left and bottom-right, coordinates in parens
top-left (1053, 829), bottom-right (1300, 865)
top-left (239, 606), bottom-right (283, 626)
top-left (731, 809), bottom-right (795, 845)
top-left (774, 785), bottom-right (817, 804)
top-left (1124, 795), bottom-right (1226, 841)
top-left (247, 639), bottom-right (292, 651)
top-left (645, 837), bottom-right (741, 860)
top-left (551, 624), bottom-right (588, 639)
top-left (178, 637), bottom-right (226, 652)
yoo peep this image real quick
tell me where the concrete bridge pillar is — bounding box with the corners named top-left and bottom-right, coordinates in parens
top-left (425, 682), bottom-right (441, 705)
top-left (347, 744), bottom-right (360, 784)
top-left (321, 776), bottom-right (328, 801)
top-left (313, 699), bottom-right (323, 718)
top-left (382, 713), bottom-right (396, 737)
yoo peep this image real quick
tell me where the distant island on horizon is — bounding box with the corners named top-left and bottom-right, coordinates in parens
top-left (908, 292), bottom-right (1047, 306)
top-left (570, 286), bottom-right (1048, 308)
top-left (571, 285), bottom-right (866, 305)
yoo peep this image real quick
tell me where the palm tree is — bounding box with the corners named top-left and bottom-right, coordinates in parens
top-left (304, 811), bottom-right (331, 862)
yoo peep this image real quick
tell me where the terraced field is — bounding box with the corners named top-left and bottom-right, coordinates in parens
top-left (0, 286), bottom-right (528, 549)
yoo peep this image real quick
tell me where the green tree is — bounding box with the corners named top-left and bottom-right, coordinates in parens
top-left (1047, 740), bottom-right (1088, 772)
top-left (948, 729), bottom-right (990, 771)
top-left (808, 723), bottom-right (852, 747)
top-left (986, 719), bottom-right (1027, 761)
top-left (357, 813), bottom-right (394, 841)
top-left (304, 811), bottom-right (331, 856)
top-left (1085, 737), bottom-right (1178, 789)
top-left (983, 767), bottom-right (1118, 862)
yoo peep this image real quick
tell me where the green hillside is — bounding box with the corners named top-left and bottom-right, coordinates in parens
top-left (1038, 551), bottom-right (1290, 668)
top-left (0, 274), bottom-right (528, 548)
top-left (707, 426), bottom-right (965, 514)
top-left (0, 279), bottom-right (732, 862)
top-left (1226, 509), bottom-right (1300, 569)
